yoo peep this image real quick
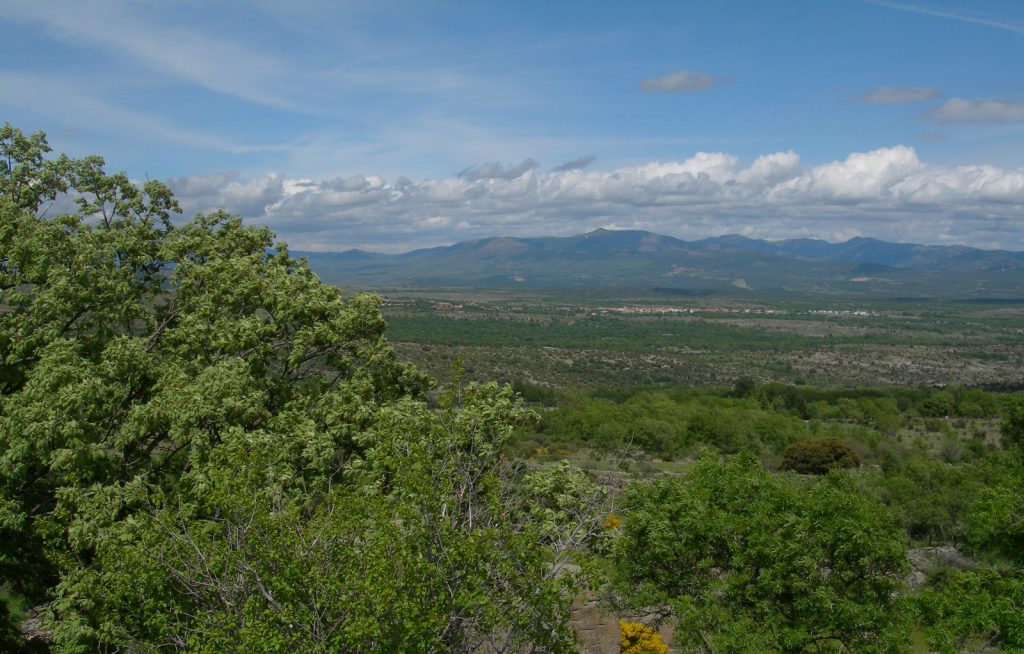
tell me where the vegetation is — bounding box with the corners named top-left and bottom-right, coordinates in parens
top-left (618, 620), bottom-right (668, 654)
top-left (912, 570), bottom-right (1024, 653)
top-left (378, 289), bottom-right (1024, 389)
top-left (4, 123), bottom-right (1024, 653)
top-left (909, 459), bottom-right (1024, 652)
top-left (779, 437), bottom-right (860, 474)
top-left (1003, 394), bottom-right (1024, 449)
top-left (612, 455), bottom-right (910, 653)
top-left (0, 125), bottom-right (593, 652)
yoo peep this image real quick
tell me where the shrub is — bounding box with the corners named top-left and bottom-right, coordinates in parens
top-left (619, 620), bottom-right (668, 654)
top-left (779, 437), bottom-right (860, 474)
top-left (613, 455), bottom-right (908, 652)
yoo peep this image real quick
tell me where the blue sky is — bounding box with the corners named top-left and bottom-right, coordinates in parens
top-left (3, 0), bottom-right (1023, 251)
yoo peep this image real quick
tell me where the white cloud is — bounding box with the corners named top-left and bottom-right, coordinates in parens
top-left (927, 98), bottom-right (1024, 124)
top-left (860, 85), bottom-right (941, 104)
top-left (737, 151), bottom-right (800, 186)
top-left (640, 69), bottom-right (727, 93)
top-left (166, 146), bottom-right (1024, 252)
top-left (169, 172), bottom-right (286, 217)
top-left (771, 146), bottom-right (925, 201)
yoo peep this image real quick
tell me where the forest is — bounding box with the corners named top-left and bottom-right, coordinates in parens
top-left (2, 124), bottom-right (1023, 653)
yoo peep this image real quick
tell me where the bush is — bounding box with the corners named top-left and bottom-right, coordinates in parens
top-left (619, 620), bottom-right (668, 654)
top-left (613, 455), bottom-right (908, 652)
top-left (779, 437), bottom-right (860, 474)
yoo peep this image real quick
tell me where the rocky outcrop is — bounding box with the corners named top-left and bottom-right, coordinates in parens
top-left (905, 545), bottom-right (977, 590)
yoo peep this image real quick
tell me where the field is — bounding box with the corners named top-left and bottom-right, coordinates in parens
top-left (377, 288), bottom-right (1024, 390)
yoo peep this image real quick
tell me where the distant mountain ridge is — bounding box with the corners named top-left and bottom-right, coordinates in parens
top-left (693, 233), bottom-right (1024, 271)
top-left (298, 229), bottom-right (1024, 298)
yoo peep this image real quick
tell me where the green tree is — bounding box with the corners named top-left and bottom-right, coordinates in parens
top-left (613, 455), bottom-right (909, 653)
top-left (1003, 394), bottom-right (1024, 449)
top-left (912, 570), bottom-right (1024, 654)
top-left (47, 384), bottom-right (582, 653)
top-left (779, 437), bottom-right (860, 475)
top-left (0, 123), bottom-right (74, 214)
top-left (965, 468), bottom-right (1024, 561)
top-left (0, 124), bottom-right (588, 652)
top-left (861, 454), bottom-right (983, 544)
top-left (729, 376), bottom-right (756, 398)
top-left (912, 461), bottom-right (1024, 652)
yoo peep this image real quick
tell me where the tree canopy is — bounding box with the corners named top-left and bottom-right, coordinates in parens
top-left (0, 124), bottom-right (593, 653)
top-left (779, 437), bottom-right (860, 475)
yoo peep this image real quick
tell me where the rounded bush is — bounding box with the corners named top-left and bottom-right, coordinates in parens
top-left (779, 437), bottom-right (860, 475)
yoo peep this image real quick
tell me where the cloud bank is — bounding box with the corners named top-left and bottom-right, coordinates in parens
top-left (166, 146), bottom-right (1024, 252)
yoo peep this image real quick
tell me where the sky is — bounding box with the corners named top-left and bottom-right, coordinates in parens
top-left (3, 0), bottom-right (1024, 252)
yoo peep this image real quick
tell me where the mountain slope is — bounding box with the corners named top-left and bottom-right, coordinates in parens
top-left (299, 230), bottom-right (1024, 298)
top-left (696, 234), bottom-right (1024, 272)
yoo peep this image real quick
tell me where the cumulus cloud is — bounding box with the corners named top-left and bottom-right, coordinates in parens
top-left (860, 85), bottom-right (940, 104)
top-left (168, 171), bottom-right (286, 217)
top-left (771, 146), bottom-right (925, 201)
top-left (553, 155), bottom-right (596, 172)
top-left (927, 98), bottom-right (1024, 124)
top-left (165, 147), bottom-right (1024, 252)
top-left (640, 69), bottom-right (727, 93)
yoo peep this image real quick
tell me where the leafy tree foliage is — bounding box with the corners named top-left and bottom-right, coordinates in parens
top-left (538, 390), bottom-right (806, 457)
top-left (965, 465), bottom-right (1024, 562)
top-left (728, 375), bottom-right (756, 398)
top-left (46, 384), bottom-right (580, 653)
top-left (1003, 394), bottom-right (1024, 449)
top-left (613, 455), bottom-right (909, 653)
top-left (0, 124), bottom-right (589, 652)
top-left (860, 454), bottom-right (988, 544)
top-left (911, 461), bottom-right (1024, 652)
top-left (913, 569), bottom-right (1024, 653)
top-left (532, 382), bottom-right (1009, 463)
top-left (778, 437), bottom-right (860, 475)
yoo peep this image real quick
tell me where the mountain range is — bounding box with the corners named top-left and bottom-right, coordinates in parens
top-left (298, 229), bottom-right (1024, 299)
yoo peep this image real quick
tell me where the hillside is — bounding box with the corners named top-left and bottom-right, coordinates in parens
top-left (300, 229), bottom-right (1024, 298)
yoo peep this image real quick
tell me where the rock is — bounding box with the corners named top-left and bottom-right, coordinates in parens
top-left (905, 545), bottom-right (977, 590)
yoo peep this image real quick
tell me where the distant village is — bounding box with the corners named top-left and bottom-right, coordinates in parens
top-left (596, 306), bottom-right (876, 317)
top-left (383, 298), bottom-right (880, 319)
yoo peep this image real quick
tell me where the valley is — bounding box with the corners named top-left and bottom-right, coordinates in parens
top-left (374, 288), bottom-right (1024, 390)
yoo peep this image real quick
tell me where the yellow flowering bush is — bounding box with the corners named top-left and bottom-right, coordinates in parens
top-left (619, 620), bottom-right (668, 654)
